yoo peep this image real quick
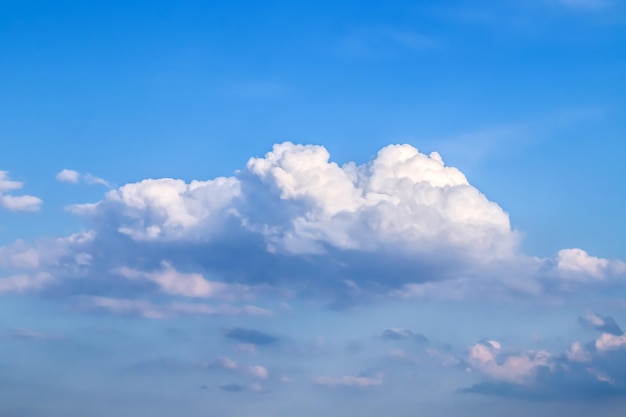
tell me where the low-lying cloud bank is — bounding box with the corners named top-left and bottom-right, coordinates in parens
top-left (1, 142), bottom-right (624, 307)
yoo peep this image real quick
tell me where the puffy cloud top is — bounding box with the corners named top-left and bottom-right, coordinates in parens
top-left (78, 143), bottom-right (515, 262)
top-left (56, 169), bottom-right (80, 183)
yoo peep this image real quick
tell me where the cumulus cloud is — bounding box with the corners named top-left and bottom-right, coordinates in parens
top-left (557, 248), bottom-right (626, 279)
top-left (2, 143), bottom-right (624, 308)
top-left (0, 171), bottom-right (42, 212)
top-left (467, 341), bottom-right (552, 384)
top-left (463, 318), bottom-right (626, 400)
top-left (245, 142), bottom-right (515, 258)
top-left (55, 142), bottom-right (525, 302)
top-left (595, 333), bottom-right (626, 352)
top-left (73, 142), bottom-right (516, 256)
top-left (56, 169), bottom-right (80, 183)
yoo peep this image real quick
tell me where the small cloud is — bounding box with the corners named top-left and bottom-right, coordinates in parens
top-left (595, 333), bottom-right (626, 352)
top-left (56, 169), bottom-right (80, 183)
top-left (84, 173), bottom-right (110, 187)
top-left (557, 248), bottom-right (608, 278)
top-left (55, 169), bottom-right (110, 187)
top-left (114, 262), bottom-right (237, 299)
top-left (0, 171), bottom-right (42, 212)
top-left (249, 365), bottom-right (268, 379)
top-left (211, 357), bottom-right (238, 371)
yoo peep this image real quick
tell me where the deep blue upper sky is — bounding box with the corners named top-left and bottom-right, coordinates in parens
top-left (2, 0), bottom-right (625, 256)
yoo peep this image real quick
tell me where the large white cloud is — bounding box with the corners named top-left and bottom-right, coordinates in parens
top-left (1, 142), bottom-right (624, 304)
top-left (75, 142), bottom-right (517, 260)
top-left (246, 143), bottom-right (516, 259)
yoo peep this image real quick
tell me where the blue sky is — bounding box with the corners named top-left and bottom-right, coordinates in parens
top-left (1, 0), bottom-right (626, 415)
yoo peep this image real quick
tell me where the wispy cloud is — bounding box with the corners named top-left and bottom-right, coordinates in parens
top-left (74, 296), bottom-right (272, 319)
top-left (56, 169), bottom-right (110, 187)
top-left (336, 26), bottom-right (441, 59)
top-left (314, 373), bottom-right (383, 388)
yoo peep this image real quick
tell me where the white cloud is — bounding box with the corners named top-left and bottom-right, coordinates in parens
top-left (246, 143), bottom-right (515, 258)
top-left (56, 169), bottom-right (110, 187)
top-left (3, 143), bottom-right (624, 305)
top-left (114, 261), bottom-right (237, 299)
top-left (595, 333), bottom-right (626, 352)
top-left (557, 248), bottom-right (625, 279)
top-left (467, 341), bottom-right (551, 384)
top-left (74, 142), bottom-right (517, 266)
top-left (0, 171), bottom-right (24, 193)
top-left (56, 169), bottom-right (80, 183)
top-left (0, 171), bottom-right (42, 212)
top-left (314, 373), bottom-right (383, 388)
top-left (84, 173), bottom-right (110, 187)
top-left (249, 365), bottom-right (269, 379)
top-left (0, 194), bottom-right (42, 212)
top-left (89, 176), bottom-right (240, 241)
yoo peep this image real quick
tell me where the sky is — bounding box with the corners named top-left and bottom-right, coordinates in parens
top-left (1, 0), bottom-right (626, 415)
